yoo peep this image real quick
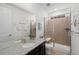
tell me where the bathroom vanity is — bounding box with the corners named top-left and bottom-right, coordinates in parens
top-left (26, 41), bottom-right (45, 55)
top-left (0, 39), bottom-right (46, 55)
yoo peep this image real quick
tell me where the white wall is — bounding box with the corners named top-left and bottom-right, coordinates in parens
top-left (12, 3), bottom-right (48, 40)
top-left (0, 4), bottom-right (32, 50)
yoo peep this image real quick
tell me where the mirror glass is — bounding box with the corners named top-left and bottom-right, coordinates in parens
top-left (29, 16), bottom-right (36, 40)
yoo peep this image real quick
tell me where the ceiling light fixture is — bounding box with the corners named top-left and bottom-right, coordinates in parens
top-left (46, 3), bottom-right (51, 6)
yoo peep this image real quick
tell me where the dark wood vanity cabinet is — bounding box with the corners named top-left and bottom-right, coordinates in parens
top-left (26, 42), bottom-right (46, 55)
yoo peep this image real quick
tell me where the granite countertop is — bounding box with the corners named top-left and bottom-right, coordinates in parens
top-left (0, 39), bottom-right (45, 55)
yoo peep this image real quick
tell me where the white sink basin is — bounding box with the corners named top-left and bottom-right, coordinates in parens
top-left (15, 40), bottom-right (36, 48)
top-left (22, 43), bottom-right (35, 48)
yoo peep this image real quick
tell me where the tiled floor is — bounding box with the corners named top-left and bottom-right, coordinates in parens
top-left (46, 42), bottom-right (70, 55)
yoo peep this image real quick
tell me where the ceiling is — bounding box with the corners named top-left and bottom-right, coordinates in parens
top-left (13, 3), bottom-right (77, 15)
top-left (38, 3), bottom-right (74, 12)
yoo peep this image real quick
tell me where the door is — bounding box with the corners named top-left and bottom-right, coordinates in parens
top-left (45, 16), bottom-right (71, 46)
top-left (0, 4), bottom-right (12, 50)
top-left (53, 17), bottom-right (70, 46)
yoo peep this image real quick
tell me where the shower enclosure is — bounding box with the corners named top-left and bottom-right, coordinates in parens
top-left (44, 8), bottom-right (71, 55)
